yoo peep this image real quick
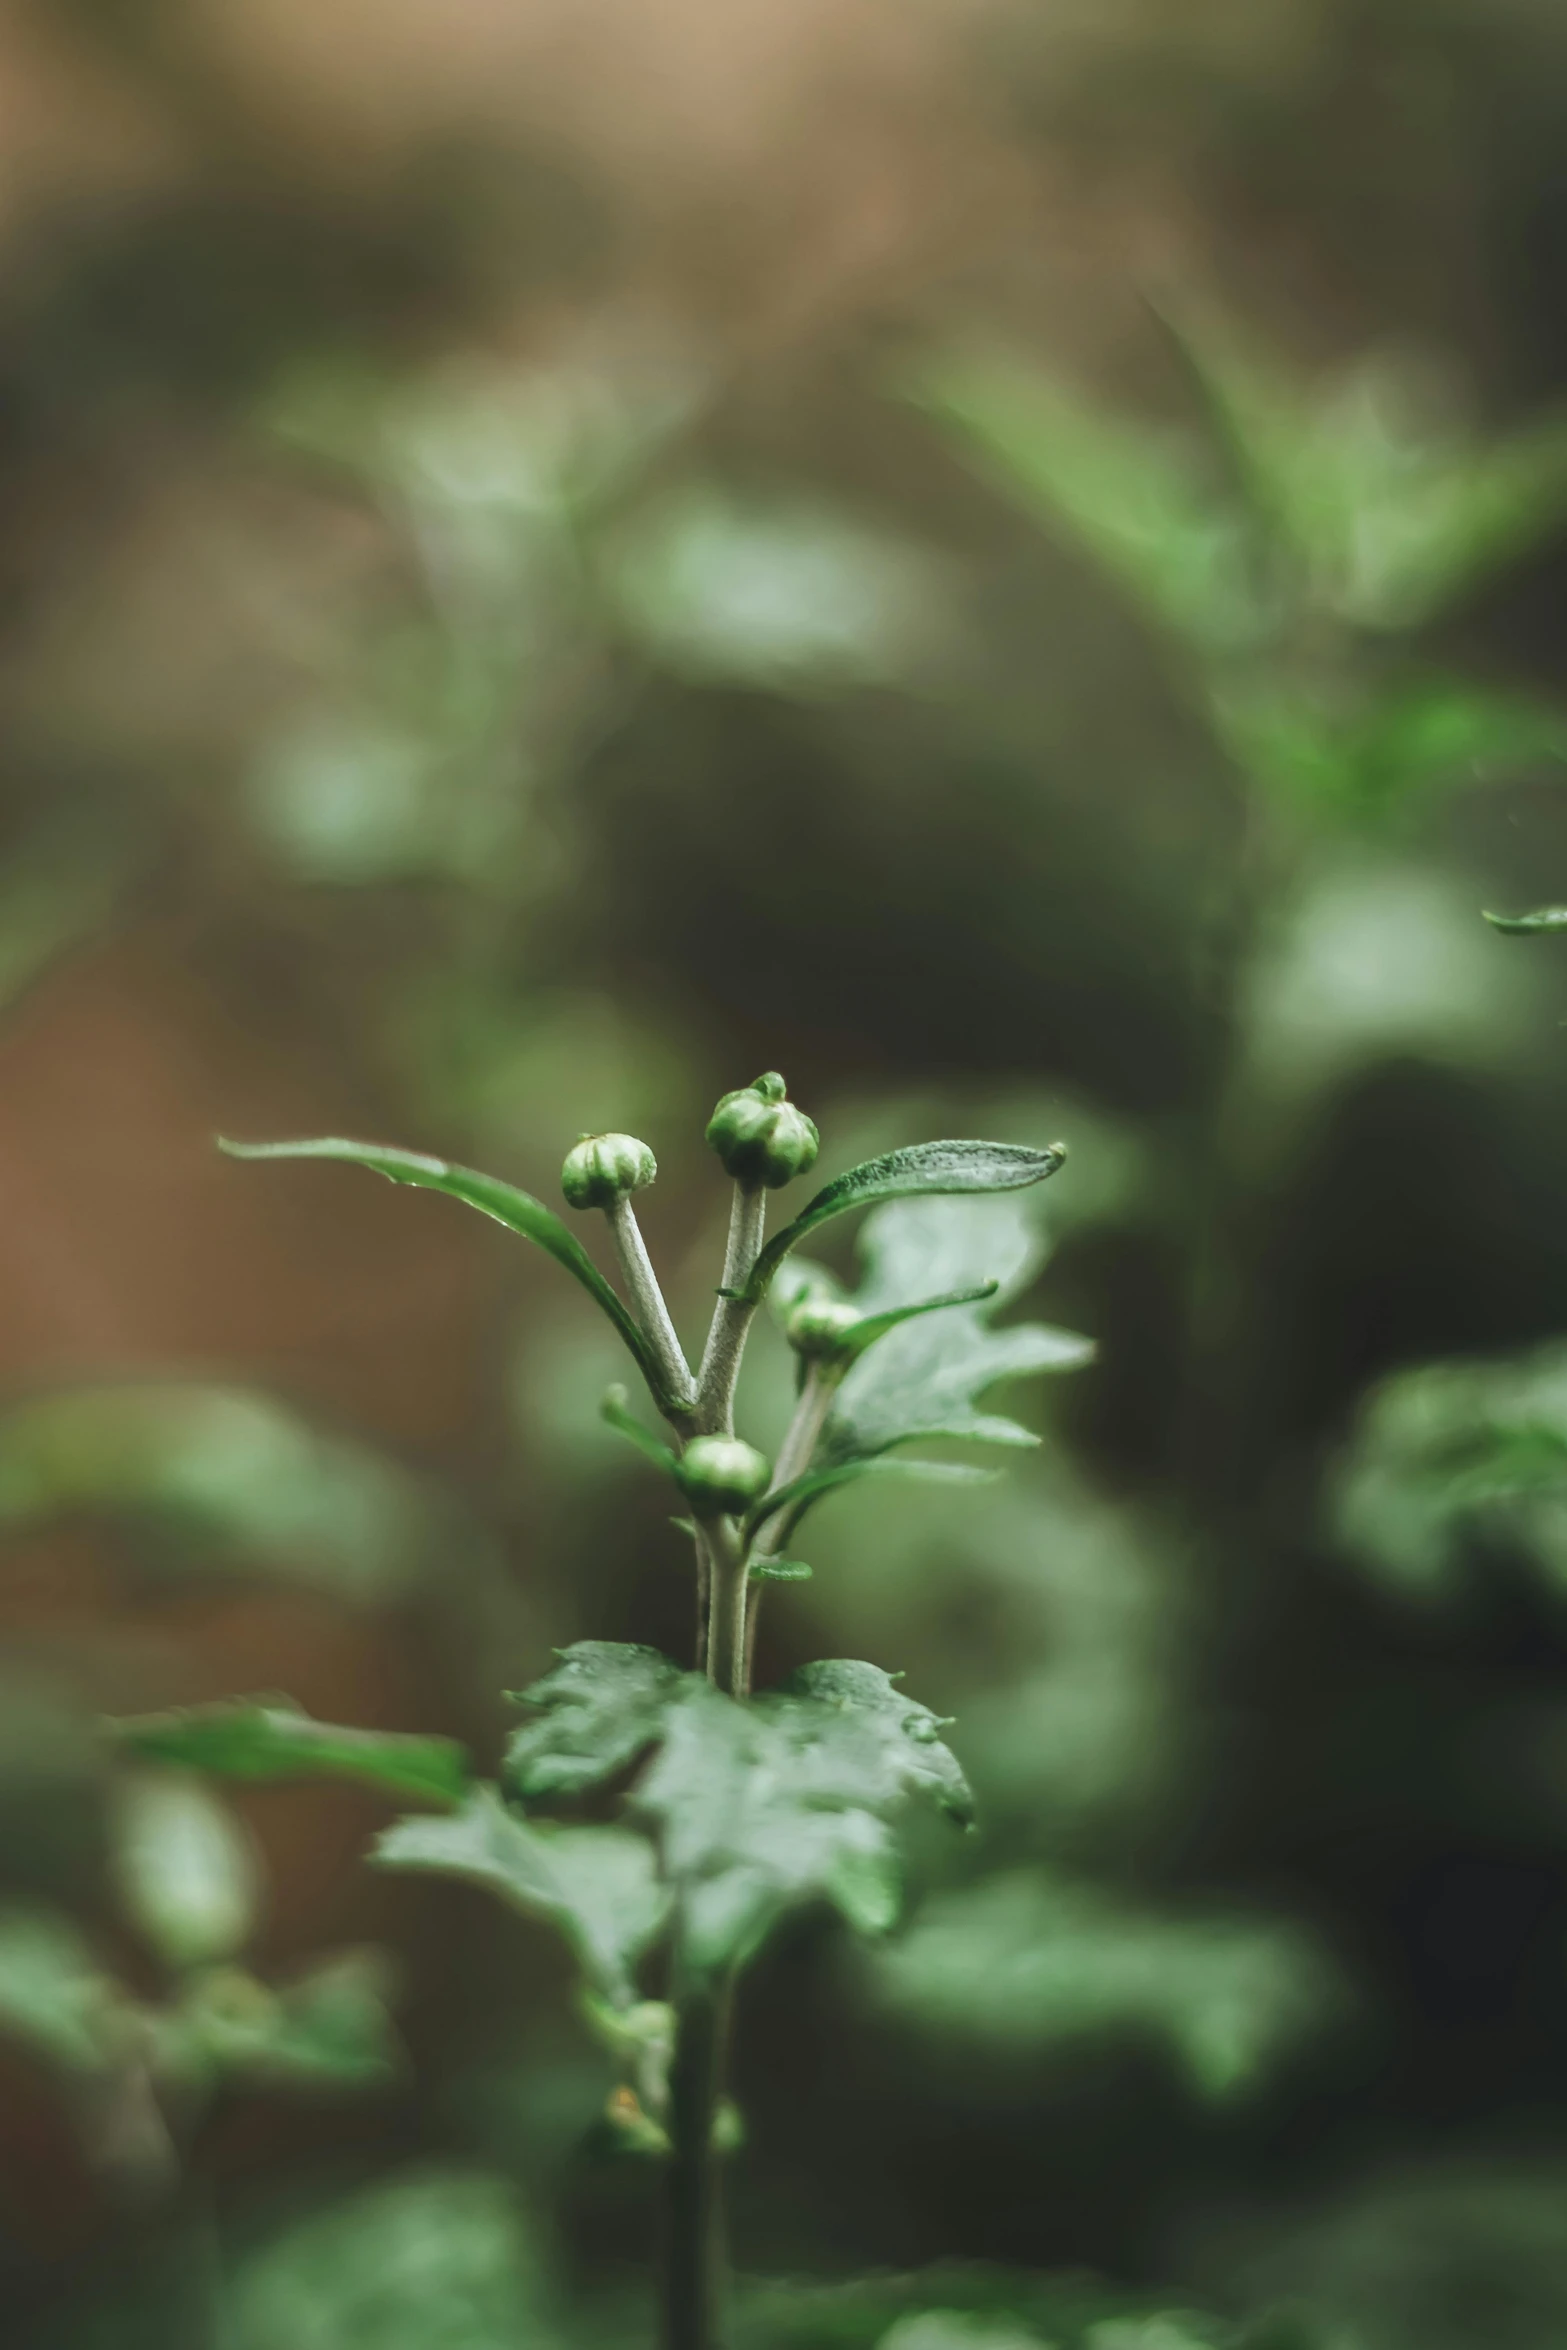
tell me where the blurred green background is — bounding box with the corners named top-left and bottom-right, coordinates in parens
top-left (8, 1), bottom-right (1567, 2344)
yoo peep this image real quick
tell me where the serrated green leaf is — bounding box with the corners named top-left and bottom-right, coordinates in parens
top-left (373, 1785), bottom-right (667, 2003)
top-left (109, 1698), bottom-right (470, 1808)
top-left (1484, 906), bottom-right (1567, 934)
top-left (503, 1641), bottom-right (686, 1804)
top-left (632, 1667), bottom-right (969, 1976)
top-left (822, 1196), bottom-right (1093, 1467)
top-left (219, 1136), bottom-right (667, 1404)
top-left (780, 1660), bottom-right (973, 1825)
top-left (0, 1906), bottom-right (127, 2075)
top-left (745, 1140), bottom-right (1066, 1303)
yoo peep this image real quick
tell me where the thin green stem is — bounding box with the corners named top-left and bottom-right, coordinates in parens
top-left (606, 1195), bottom-right (699, 1427)
top-left (744, 1361), bottom-right (837, 1684)
top-left (704, 1515), bottom-right (750, 1698)
top-left (697, 1184), bottom-right (766, 1435)
top-left (662, 1972), bottom-right (733, 2350)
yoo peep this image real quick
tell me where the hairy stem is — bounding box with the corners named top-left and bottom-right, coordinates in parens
top-left (744, 1362), bottom-right (837, 1683)
top-left (696, 1184), bottom-right (766, 1434)
top-left (606, 1195), bottom-right (698, 1426)
top-left (704, 1514), bottom-right (750, 1698)
top-left (662, 1972), bottom-right (733, 2350)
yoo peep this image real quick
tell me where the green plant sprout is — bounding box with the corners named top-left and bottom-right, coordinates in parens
top-left (102, 1076), bottom-right (1077, 2350)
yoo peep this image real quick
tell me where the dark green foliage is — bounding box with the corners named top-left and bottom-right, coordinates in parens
top-left (505, 1641), bottom-right (687, 1803)
top-left (373, 1786), bottom-right (667, 2006)
top-left (110, 1697), bottom-right (472, 1807)
top-left (632, 1668), bottom-right (971, 1976)
top-left (822, 1196), bottom-right (1092, 1465)
top-left (1330, 1342), bottom-right (1567, 1597)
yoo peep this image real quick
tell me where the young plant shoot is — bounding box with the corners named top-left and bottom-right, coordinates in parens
top-left (117, 1076), bottom-right (1080, 2350)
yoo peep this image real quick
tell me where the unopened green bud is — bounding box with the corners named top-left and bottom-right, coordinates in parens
top-left (678, 1434), bottom-right (772, 1518)
top-left (562, 1132), bottom-right (657, 1211)
top-left (784, 1297), bottom-right (862, 1361)
top-left (706, 1074), bottom-right (819, 1190)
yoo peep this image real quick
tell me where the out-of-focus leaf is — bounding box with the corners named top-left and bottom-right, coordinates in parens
top-left (746, 1141), bottom-right (1067, 1303)
top-left (112, 1774), bottom-right (259, 1969)
top-left (0, 1906), bottom-right (127, 2075)
top-left (739, 2265), bottom-right (1248, 2350)
top-left (218, 1138), bottom-right (669, 1404)
top-left (171, 1953), bottom-right (397, 2088)
top-left (1142, 319), bottom-right (1567, 630)
top-left (599, 1387), bottom-right (682, 1477)
top-left (823, 1197), bottom-right (1093, 1466)
top-left (1223, 2155), bottom-right (1567, 2350)
top-left (1484, 906), bottom-right (1567, 934)
top-left (503, 1641), bottom-right (686, 1804)
top-left (1216, 678), bottom-right (1567, 818)
top-left (373, 1786), bottom-right (666, 2004)
top-left (874, 2317), bottom-right (1045, 2350)
top-left (0, 1383), bottom-right (445, 1603)
top-left (748, 1455), bottom-right (993, 1545)
top-left (1329, 1343), bottom-right (1567, 1600)
top-left (873, 1868), bottom-right (1344, 2101)
top-left (910, 350), bottom-right (1259, 653)
top-left (633, 1668), bottom-right (968, 1976)
top-left (110, 1699), bottom-right (470, 1808)
top-left (604, 484), bottom-right (943, 692)
top-left (229, 2166), bottom-right (555, 2350)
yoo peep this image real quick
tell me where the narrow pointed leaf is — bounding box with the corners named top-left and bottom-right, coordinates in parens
top-left (746, 1454), bottom-right (990, 1541)
top-left (835, 1283), bottom-right (999, 1364)
top-left (373, 1785), bottom-right (666, 2003)
top-left (219, 1137), bottom-right (666, 1401)
top-left (599, 1387), bottom-right (681, 1478)
top-left (1483, 907), bottom-right (1567, 934)
top-left (504, 1641), bottom-right (686, 1803)
top-left (743, 1141), bottom-right (1066, 1302)
top-left (109, 1698), bottom-right (470, 1808)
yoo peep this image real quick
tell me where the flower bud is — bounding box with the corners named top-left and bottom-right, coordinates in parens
top-left (561, 1132), bottom-right (657, 1212)
top-left (678, 1434), bottom-right (772, 1518)
top-left (706, 1074), bottom-right (819, 1190)
top-left (784, 1296), bottom-right (862, 1361)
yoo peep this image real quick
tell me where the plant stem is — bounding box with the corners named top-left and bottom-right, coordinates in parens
top-left (744, 1362), bottom-right (837, 1682)
top-left (697, 1184), bottom-right (766, 1434)
top-left (704, 1515), bottom-right (750, 1698)
top-left (662, 1972), bottom-right (733, 2350)
top-left (606, 1195), bottom-right (699, 1426)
